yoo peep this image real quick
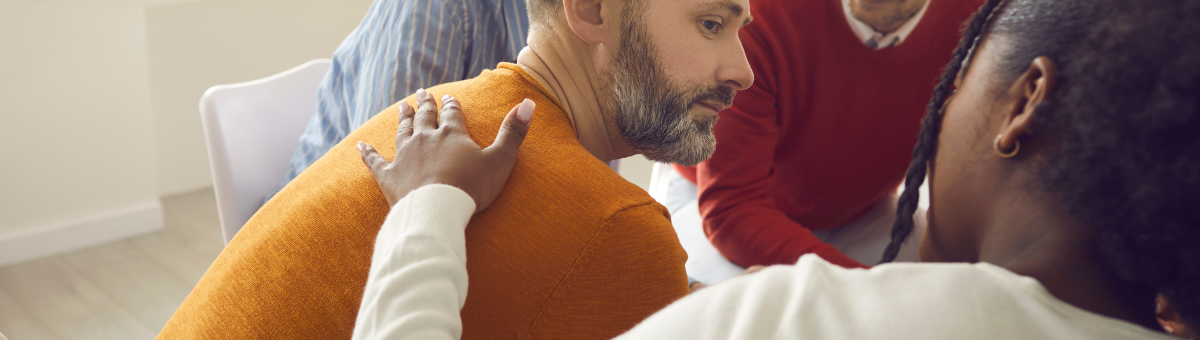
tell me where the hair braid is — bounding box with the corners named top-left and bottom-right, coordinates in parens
top-left (879, 0), bottom-right (1003, 263)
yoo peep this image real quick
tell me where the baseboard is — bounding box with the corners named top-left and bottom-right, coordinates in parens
top-left (0, 201), bottom-right (164, 267)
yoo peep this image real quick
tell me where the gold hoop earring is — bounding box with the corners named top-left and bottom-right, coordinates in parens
top-left (994, 134), bottom-right (1020, 158)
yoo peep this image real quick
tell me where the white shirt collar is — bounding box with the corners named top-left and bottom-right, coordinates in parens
top-left (841, 0), bottom-right (931, 50)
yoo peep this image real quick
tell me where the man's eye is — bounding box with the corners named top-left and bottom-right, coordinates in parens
top-left (701, 20), bottom-right (722, 34)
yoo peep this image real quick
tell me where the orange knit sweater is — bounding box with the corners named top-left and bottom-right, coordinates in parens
top-left (159, 63), bottom-right (689, 340)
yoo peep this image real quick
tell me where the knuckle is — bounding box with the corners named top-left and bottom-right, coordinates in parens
top-left (505, 119), bottom-right (528, 138)
top-left (418, 99), bottom-right (435, 110)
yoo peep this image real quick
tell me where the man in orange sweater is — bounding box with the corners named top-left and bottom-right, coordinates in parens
top-left (160, 0), bottom-right (753, 339)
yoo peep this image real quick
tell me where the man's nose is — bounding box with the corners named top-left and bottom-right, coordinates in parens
top-left (717, 38), bottom-right (754, 91)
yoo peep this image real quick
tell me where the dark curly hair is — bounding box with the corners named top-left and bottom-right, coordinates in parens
top-left (880, 0), bottom-right (1200, 331)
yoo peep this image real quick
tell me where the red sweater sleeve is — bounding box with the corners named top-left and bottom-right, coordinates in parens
top-left (692, 17), bottom-right (866, 270)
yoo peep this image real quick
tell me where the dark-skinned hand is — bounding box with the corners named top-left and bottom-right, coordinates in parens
top-left (1158, 294), bottom-right (1198, 339)
top-left (688, 265), bottom-right (766, 293)
top-left (358, 88), bottom-right (535, 213)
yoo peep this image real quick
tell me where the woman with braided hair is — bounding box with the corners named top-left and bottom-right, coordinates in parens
top-left (348, 0), bottom-right (1199, 338)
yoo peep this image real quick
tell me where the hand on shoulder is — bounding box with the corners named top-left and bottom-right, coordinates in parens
top-left (358, 88), bottom-right (536, 213)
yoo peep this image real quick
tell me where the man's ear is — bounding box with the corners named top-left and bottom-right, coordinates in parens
top-left (563, 0), bottom-right (616, 44)
top-left (998, 56), bottom-right (1058, 150)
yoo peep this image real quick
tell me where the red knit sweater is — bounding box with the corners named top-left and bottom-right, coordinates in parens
top-left (675, 0), bottom-right (982, 268)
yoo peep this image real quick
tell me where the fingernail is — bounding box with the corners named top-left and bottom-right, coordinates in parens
top-left (416, 88), bottom-right (426, 99)
top-left (357, 141), bottom-right (364, 151)
top-left (517, 98), bottom-right (535, 122)
top-left (442, 94), bottom-right (450, 102)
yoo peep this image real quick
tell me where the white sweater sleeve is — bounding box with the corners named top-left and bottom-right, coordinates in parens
top-left (615, 254), bottom-right (1172, 340)
top-left (352, 184), bottom-right (476, 340)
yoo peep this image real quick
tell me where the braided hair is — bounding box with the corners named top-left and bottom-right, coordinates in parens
top-left (879, 0), bottom-right (1002, 262)
top-left (880, 0), bottom-right (1200, 330)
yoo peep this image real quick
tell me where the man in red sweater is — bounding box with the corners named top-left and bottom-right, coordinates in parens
top-left (668, 0), bottom-right (984, 279)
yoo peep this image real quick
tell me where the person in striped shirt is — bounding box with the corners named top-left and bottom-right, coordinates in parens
top-left (282, 0), bottom-right (531, 186)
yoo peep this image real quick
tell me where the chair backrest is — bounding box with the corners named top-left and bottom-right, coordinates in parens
top-left (200, 59), bottom-right (331, 245)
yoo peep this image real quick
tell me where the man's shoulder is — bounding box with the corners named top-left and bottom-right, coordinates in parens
top-left (421, 64), bottom-right (576, 144)
top-left (355, 63), bottom-right (667, 231)
top-left (477, 155), bottom-right (668, 231)
top-left (950, 0), bottom-right (987, 16)
top-left (928, 0), bottom-right (986, 27)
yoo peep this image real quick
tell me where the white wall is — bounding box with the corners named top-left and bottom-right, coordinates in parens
top-left (146, 0), bottom-right (373, 195)
top-left (0, 0), bottom-right (370, 266)
top-left (0, 0), bottom-right (183, 265)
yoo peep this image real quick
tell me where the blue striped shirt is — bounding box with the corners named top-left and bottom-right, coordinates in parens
top-left (283, 0), bottom-right (530, 184)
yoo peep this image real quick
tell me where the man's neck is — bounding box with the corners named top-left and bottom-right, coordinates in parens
top-left (847, 0), bottom-right (929, 35)
top-left (515, 32), bottom-right (633, 163)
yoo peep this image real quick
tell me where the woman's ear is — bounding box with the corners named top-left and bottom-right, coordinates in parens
top-left (998, 56), bottom-right (1058, 150)
top-left (563, 0), bottom-right (616, 44)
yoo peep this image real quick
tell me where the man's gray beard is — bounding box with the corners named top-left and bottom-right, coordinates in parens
top-left (606, 16), bottom-right (719, 167)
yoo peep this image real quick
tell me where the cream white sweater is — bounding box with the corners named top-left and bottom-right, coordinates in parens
top-left (353, 185), bottom-right (1172, 340)
top-left (352, 184), bottom-right (474, 340)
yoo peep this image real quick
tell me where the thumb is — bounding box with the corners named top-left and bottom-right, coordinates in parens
top-left (485, 98), bottom-right (535, 159)
top-left (742, 265), bottom-right (766, 276)
top-left (358, 141), bottom-right (388, 180)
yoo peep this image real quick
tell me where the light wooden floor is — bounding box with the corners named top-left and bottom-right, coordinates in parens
top-left (0, 188), bottom-right (224, 340)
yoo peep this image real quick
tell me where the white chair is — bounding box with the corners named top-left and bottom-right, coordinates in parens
top-left (200, 59), bottom-right (332, 245)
